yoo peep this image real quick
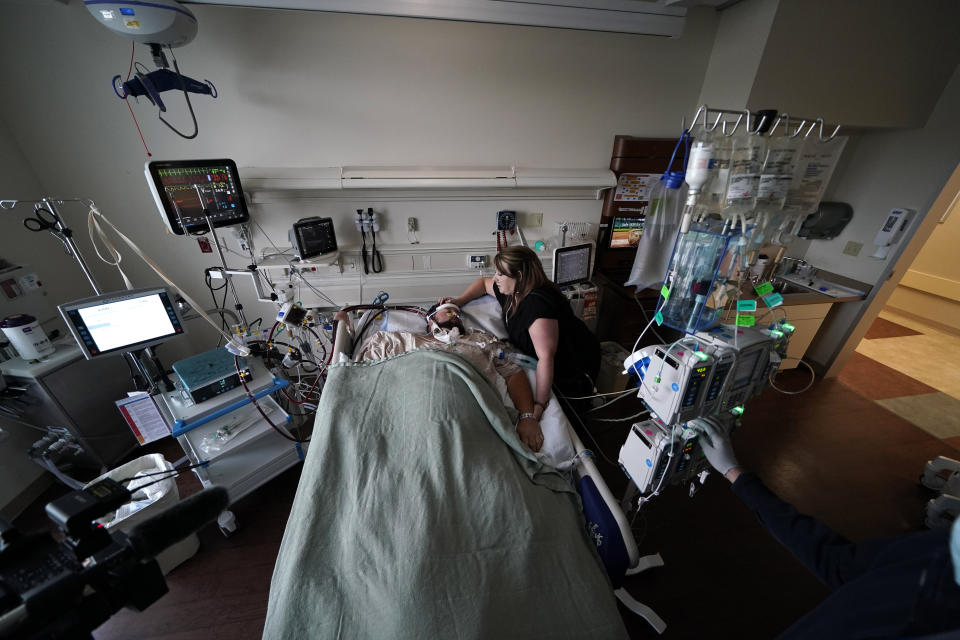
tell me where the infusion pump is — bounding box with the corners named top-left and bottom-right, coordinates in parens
top-left (619, 322), bottom-right (793, 496)
top-left (624, 323), bottom-right (790, 426)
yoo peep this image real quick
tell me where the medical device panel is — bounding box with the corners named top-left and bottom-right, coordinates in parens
top-left (552, 242), bottom-right (593, 286)
top-left (58, 288), bottom-right (184, 360)
top-left (145, 159), bottom-right (249, 235)
top-left (289, 217), bottom-right (338, 261)
top-left (693, 324), bottom-right (775, 409)
top-left (628, 344), bottom-right (714, 425)
top-left (172, 347), bottom-right (252, 405)
top-left (619, 419), bottom-right (705, 495)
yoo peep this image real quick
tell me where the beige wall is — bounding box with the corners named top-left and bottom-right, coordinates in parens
top-left (0, 1), bottom-right (720, 356)
top-left (887, 190), bottom-right (960, 331)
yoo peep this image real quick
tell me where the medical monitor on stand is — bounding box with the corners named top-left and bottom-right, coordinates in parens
top-left (552, 242), bottom-right (593, 287)
top-left (58, 288), bottom-right (185, 360)
top-left (145, 159), bottom-right (250, 235)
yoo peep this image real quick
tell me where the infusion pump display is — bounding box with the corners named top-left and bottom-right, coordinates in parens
top-left (145, 159), bottom-right (250, 235)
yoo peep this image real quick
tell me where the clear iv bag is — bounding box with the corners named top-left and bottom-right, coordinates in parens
top-left (721, 130), bottom-right (765, 220)
top-left (624, 175), bottom-right (688, 290)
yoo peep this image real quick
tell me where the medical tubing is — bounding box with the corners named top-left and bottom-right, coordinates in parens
top-left (86, 203), bottom-right (249, 355)
top-left (117, 460), bottom-right (209, 484)
top-left (768, 357), bottom-right (816, 395)
top-left (87, 208), bottom-right (134, 289)
top-left (234, 355), bottom-right (308, 443)
top-left (370, 225), bottom-right (383, 273)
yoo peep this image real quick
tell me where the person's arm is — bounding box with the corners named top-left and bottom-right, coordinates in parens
top-left (528, 317), bottom-right (558, 421)
top-left (442, 277), bottom-right (494, 307)
top-left (697, 418), bottom-right (873, 590)
top-left (506, 370), bottom-right (543, 452)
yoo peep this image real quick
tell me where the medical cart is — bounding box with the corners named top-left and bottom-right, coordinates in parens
top-left (154, 357), bottom-right (307, 535)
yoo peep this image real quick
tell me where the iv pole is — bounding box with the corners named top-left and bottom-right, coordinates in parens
top-left (1, 197), bottom-right (167, 393)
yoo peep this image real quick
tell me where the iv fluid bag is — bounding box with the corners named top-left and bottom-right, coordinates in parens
top-left (624, 179), bottom-right (687, 290)
top-left (722, 131), bottom-right (765, 217)
top-left (757, 134), bottom-right (803, 211)
top-left (784, 135), bottom-right (848, 215)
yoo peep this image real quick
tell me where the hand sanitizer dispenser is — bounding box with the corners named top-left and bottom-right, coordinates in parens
top-left (872, 208), bottom-right (916, 259)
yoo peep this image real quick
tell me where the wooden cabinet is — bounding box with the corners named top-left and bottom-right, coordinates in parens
top-left (723, 301), bottom-right (834, 370)
top-left (780, 303), bottom-right (833, 369)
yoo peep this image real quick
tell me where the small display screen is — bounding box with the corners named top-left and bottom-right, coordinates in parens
top-left (553, 243), bottom-right (592, 286)
top-left (294, 217), bottom-right (338, 259)
top-left (60, 289), bottom-right (184, 358)
top-left (732, 350), bottom-right (762, 389)
top-left (146, 159), bottom-right (249, 235)
top-left (609, 215), bottom-right (645, 248)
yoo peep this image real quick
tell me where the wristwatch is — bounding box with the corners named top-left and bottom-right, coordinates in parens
top-left (518, 412), bottom-right (537, 421)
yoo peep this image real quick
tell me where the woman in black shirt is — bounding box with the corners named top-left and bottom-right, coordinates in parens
top-left (444, 246), bottom-right (600, 420)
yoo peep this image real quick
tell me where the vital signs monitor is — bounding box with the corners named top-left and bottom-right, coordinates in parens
top-left (552, 243), bottom-right (592, 286)
top-left (145, 159), bottom-right (250, 235)
top-left (58, 288), bottom-right (185, 359)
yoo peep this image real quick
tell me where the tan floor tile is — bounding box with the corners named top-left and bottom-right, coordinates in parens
top-left (855, 332), bottom-right (960, 400)
top-left (875, 392), bottom-right (960, 439)
top-left (879, 309), bottom-right (960, 343)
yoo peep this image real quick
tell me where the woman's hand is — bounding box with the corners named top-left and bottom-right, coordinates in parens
top-left (437, 296), bottom-right (459, 307)
top-left (517, 417), bottom-right (544, 452)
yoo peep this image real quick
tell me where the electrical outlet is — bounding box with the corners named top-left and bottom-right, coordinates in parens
top-left (521, 212), bottom-right (543, 227)
top-left (407, 217), bottom-right (418, 232)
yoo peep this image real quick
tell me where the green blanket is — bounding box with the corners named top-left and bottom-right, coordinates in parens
top-left (263, 349), bottom-right (627, 639)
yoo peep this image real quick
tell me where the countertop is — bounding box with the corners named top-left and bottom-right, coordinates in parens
top-left (594, 271), bottom-right (868, 307)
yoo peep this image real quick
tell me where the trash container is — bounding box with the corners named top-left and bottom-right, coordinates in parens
top-left (85, 453), bottom-right (200, 575)
top-left (596, 341), bottom-right (632, 394)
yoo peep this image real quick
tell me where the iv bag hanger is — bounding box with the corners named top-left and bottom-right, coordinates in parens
top-left (683, 105), bottom-right (841, 141)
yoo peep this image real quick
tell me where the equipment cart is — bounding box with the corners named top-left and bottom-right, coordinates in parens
top-left (154, 357), bottom-right (307, 535)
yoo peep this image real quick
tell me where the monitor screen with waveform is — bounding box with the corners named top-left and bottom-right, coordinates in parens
top-left (145, 159), bottom-right (250, 235)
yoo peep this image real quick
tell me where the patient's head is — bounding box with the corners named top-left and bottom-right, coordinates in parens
top-left (426, 302), bottom-right (465, 335)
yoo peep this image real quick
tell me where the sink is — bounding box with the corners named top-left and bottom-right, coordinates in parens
top-left (771, 280), bottom-right (819, 296)
top-left (773, 275), bottom-right (866, 299)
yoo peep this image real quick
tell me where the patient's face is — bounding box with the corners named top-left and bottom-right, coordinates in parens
top-left (429, 307), bottom-right (465, 334)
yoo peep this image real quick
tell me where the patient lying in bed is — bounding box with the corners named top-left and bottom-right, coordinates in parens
top-left (336, 303), bottom-right (546, 452)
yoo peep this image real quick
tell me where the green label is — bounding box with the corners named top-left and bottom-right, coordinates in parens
top-left (654, 311), bottom-right (664, 326)
top-left (754, 282), bottom-right (774, 296)
top-left (737, 300), bottom-right (757, 312)
top-left (736, 314), bottom-right (756, 327)
top-left (660, 285), bottom-right (671, 301)
top-left (762, 292), bottom-right (784, 308)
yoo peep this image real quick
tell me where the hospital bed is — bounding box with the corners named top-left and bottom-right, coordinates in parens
top-left (263, 296), bottom-right (665, 638)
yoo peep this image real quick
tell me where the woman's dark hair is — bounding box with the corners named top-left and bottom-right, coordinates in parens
top-left (494, 246), bottom-right (559, 317)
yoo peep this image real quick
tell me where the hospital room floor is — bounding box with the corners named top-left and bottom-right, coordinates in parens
top-left (15, 312), bottom-right (959, 639)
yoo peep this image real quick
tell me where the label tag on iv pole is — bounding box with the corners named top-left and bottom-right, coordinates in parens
top-left (754, 282), bottom-right (774, 296)
top-left (737, 300), bottom-right (757, 312)
top-left (762, 292), bottom-right (784, 308)
top-left (654, 311), bottom-right (664, 326)
top-left (736, 314), bottom-right (756, 327)
top-left (660, 285), bottom-right (671, 301)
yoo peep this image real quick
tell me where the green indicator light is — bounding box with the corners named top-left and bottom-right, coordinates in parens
top-left (654, 377), bottom-right (661, 383)
top-left (781, 323), bottom-right (795, 332)
top-left (770, 329), bottom-right (784, 338)
top-left (695, 351), bottom-right (709, 361)
top-left (731, 405), bottom-right (745, 416)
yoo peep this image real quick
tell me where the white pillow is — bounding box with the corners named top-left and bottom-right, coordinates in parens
top-left (461, 295), bottom-right (507, 338)
top-left (382, 309), bottom-right (429, 334)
